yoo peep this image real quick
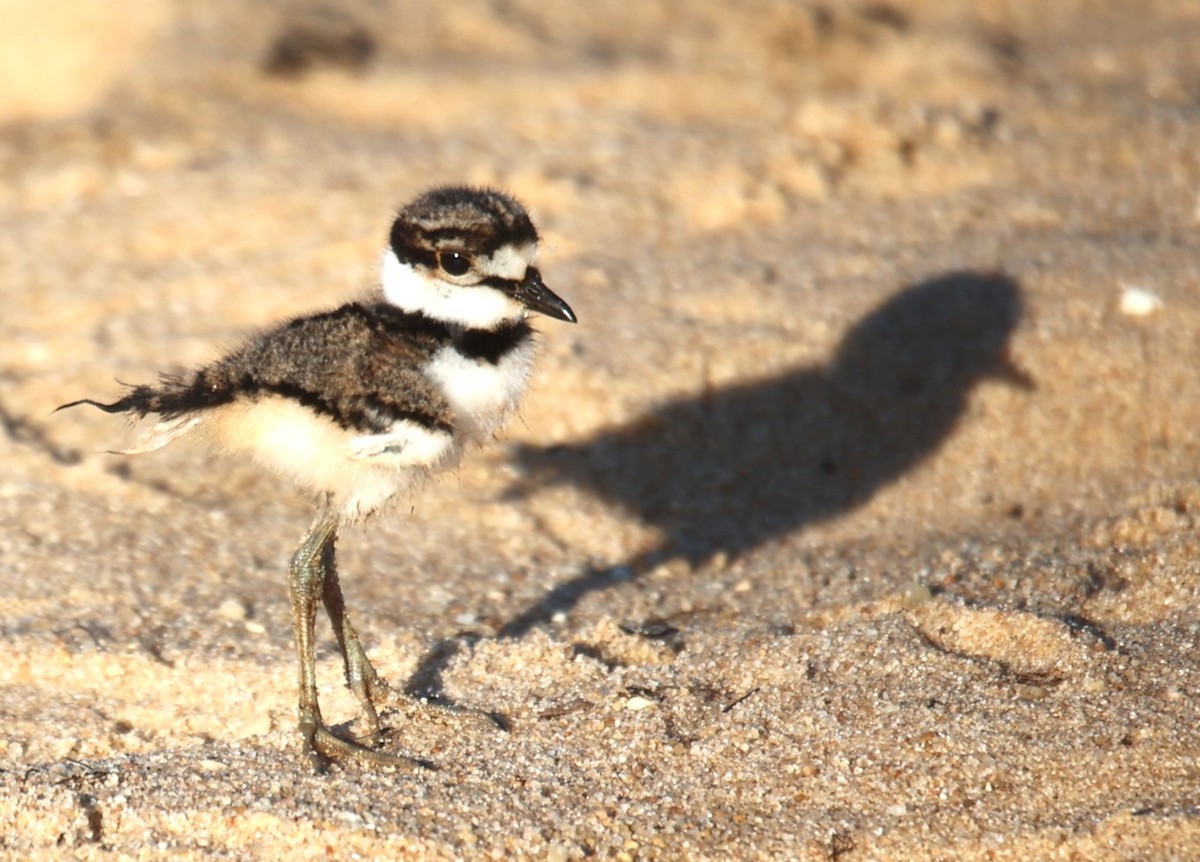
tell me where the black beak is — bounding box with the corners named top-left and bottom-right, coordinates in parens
top-left (510, 268), bottom-right (577, 323)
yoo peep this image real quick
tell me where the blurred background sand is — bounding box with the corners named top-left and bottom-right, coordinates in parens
top-left (1, 1), bottom-right (1199, 858)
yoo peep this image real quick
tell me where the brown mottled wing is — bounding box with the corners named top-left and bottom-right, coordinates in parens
top-left (57, 303), bottom-right (455, 447)
top-left (204, 303), bottom-right (455, 435)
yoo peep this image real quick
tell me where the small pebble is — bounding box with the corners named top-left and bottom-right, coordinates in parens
top-left (652, 557), bottom-right (692, 578)
top-left (903, 583), bottom-right (933, 605)
top-left (1014, 683), bottom-right (1050, 700)
top-left (217, 598), bottom-right (248, 621)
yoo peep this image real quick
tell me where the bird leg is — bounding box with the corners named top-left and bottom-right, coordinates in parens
top-left (318, 526), bottom-right (401, 739)
top-left (287, 510), bottom-right (422, 770)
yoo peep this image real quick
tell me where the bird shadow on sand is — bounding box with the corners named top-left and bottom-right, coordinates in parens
top-left (495, 269), bottom-right (1032, 637)
top-left (403, 270), bottom-right (1032, 700)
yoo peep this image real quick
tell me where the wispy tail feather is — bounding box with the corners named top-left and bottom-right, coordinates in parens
top-left (113, 414), bottom-right (203, 454)
top-left (57, 378), bottom-right (217, 453)
top-left (57, 373), bottom-right (229, 420)
top-left (55, 394), bottom-right (145, 415)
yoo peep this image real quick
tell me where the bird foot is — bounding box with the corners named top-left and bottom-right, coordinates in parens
top-left (300, 714), bottom-right (434, 772)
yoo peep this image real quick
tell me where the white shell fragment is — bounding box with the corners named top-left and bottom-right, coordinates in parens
top-left (1117, 283), bottom-right (1164, 317)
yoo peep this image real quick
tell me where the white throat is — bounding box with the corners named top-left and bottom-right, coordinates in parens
top-left (380, 249), bottom-right (526, 329)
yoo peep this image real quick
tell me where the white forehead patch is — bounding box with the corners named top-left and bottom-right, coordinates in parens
top-left (479, 243), bottom-right (537, 281)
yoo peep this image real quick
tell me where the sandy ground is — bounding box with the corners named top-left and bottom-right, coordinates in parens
top-left (2, 0), bottom-right (1200, 858)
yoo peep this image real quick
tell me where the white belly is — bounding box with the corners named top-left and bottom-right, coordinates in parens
top-left (203, 396), bottom-right (452, 522)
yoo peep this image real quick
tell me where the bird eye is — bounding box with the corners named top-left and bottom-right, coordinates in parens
top-left (438, 251), bottom-right (472, 276)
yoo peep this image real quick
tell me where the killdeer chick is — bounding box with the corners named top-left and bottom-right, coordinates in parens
top-left (60, 186), bottom-right (576, 768)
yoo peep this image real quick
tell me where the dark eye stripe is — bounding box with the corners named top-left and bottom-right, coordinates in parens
top-left (480, 274), bottom-right (521, 291)
top-left (389, 239), bottom-right (437, 269)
